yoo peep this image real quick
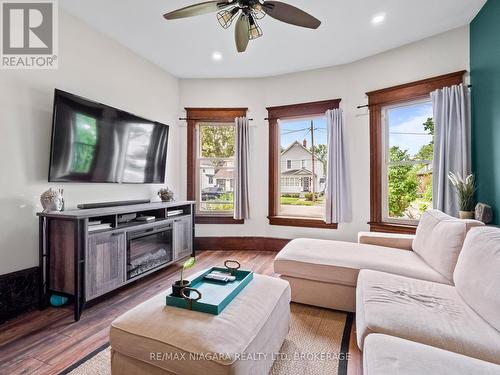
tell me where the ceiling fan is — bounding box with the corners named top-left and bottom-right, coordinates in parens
top-left (163, 0), bottom-right (321, 53)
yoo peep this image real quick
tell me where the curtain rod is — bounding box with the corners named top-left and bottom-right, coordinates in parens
top-left (357, 84), bottom-right (472, 109)
top-left (179, 117), bottom-right (253, 122)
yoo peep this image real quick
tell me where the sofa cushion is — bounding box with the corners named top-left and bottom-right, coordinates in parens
top-left (358, 232), bottom-right (415, 251)
top-left (454, 226), bottom-right (500, 332)
top-left (363, 334), bottom-right (500, 375)
top-left (356, 269), bottom-right (500, 364)
top-left (274, 238), bottom-right (450, 288)
top-left (412, 210), bottom-right (483, 282)
top-left (110, 274), bottom-right (291, 375)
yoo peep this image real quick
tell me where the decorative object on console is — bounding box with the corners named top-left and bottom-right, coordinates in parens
top-left (158, 187), bottom-right (174, 202)
top-left (475, 202), bottom-right (493, 224)
top-left (40, 188), bottom-right (64, 212)
top-left (448, 172), bottom-right (477, 219)
top-left (172, 257), bottom-right (196, 297)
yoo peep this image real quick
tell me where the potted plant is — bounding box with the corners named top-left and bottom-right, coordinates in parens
top-left (448, 172), bottom-right (477, 219)
top-left (172, 257), bottom-right (196, 297)
top-left (158, 187), bottom-right (174, 202)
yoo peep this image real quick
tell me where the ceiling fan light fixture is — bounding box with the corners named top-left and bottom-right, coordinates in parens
top-left (217, 6), bottom-right (240, 29)
top-left (251, 3), bottom-right (266, 20)
top-left (248, 15), bottom-right (263, 40)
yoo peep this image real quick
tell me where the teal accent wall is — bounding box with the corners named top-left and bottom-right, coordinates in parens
top-left (471, 0), bottom-right (500, 224)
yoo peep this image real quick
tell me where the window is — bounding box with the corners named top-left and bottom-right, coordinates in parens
top-left (367, 71), bottom-right (465, 233)
top-left (279, 117), bottom-right (326, 219)
top-left (198, 122), bottom-right (235, 214)
top-left (382, 99), bottom-right (433, 223)
top-left (267, 99), bottom-right (341, 229)
top-left (186, 108), bottom-right (247, 224)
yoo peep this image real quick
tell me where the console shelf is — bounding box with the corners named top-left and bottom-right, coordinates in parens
top-left (37, 201), bottom-right (196, 321)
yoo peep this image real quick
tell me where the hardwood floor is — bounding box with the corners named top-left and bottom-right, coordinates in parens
top-left (0, 250), bottom-right (362, 375)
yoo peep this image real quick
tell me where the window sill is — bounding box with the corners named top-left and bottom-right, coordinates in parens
top-left (268, 216), bottom-right (338, 229)
top-left (196, 216), bottom-right (244, 225)
top-left (368, 221), bottom-right (417, 235)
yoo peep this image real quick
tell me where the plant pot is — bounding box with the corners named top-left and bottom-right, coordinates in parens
top-left (459, 211), bottom-right (474, 219)
top-left (172, 280), bottom-right (191, 297)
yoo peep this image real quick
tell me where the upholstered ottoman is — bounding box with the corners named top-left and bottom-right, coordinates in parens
top-left (110, 274), bottom-right (291, 375)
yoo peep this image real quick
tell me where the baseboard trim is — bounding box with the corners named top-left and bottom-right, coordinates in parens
top-left (195, 237), bottom-right (291, 252)
top-left (0, 266), bottom-right (39, 324)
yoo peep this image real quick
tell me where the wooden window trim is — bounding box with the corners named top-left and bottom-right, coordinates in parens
top-left (186, 107), bottom-right (247, 225)
top-left (267, 99), bottom-right (341, 229)
top-left (368, 71), bottom-right (466, 234)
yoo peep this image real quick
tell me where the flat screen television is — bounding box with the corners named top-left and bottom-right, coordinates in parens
top-left (48, 89), bottom-right (169, 183)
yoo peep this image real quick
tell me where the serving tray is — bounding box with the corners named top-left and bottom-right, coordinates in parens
top-left (166, 267), bottom-right (253, 315)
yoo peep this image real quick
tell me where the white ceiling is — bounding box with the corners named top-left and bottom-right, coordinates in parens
top-left (60, 0), bottom-right (486, 79)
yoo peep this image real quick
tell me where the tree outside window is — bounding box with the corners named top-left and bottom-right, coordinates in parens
top-left (384, 101), bottom-right (434, 221)
top-left (198, 124), bottom-right (235, 214)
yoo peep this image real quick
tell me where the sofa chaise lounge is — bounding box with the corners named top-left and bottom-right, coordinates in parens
top-left (357, 226), bottom-right (500, 367)
top-left (274, 210), bottom-right (482, 312)
top-left (274, 210), bottom-right (500, 374)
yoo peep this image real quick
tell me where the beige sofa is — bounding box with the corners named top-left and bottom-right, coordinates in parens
top-left (273, 210), bottom-right (482, 312)
top-left (363, 334), bottom-right (500, 375)
top-left (357, 226), bottom-right (500, 367)
top-left (274, 210), bottom-right (499, 374)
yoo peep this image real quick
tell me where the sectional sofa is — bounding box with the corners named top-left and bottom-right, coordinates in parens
top-left (274, 210), bottom-right (500, 374)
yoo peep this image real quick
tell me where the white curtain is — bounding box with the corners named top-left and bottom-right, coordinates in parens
top-left (431, 84), bottom-right (471, 217)
top-left (325, 108), bottom-right (351, 223)
top-left (234, 117), bottom-right (250, 220)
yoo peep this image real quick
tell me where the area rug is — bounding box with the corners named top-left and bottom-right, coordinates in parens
top-left (61, 303), bottom-right (353, 375)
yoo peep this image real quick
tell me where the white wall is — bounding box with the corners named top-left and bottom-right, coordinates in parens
top-left (0, 21), bottom-right (470, 275)
top-left (0, 11), bottom-right (180, 274)
top-left (179, 26), bottom-right (470, 241)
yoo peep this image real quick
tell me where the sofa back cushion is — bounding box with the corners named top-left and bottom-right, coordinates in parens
top-left (454, 227), bottom-right (500, 332)
top-left (412, 210), bottom-right (483, 282)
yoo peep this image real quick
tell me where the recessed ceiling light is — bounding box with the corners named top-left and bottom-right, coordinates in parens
top-left (212, 51), bottom-right (223, 61)
top-left (371, 13), bottom-right (386, 25)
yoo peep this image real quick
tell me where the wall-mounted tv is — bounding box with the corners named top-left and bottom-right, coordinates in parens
top-left (48, 89), bottom-right (169, 183)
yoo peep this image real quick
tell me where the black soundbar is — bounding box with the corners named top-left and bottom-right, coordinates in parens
top-left (77, 199), bottom-right (151, 209)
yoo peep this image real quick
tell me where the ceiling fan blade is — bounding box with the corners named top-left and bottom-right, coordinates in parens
top-left (262, 1), bottom-right (321, 29)
top-left (164, 1), bottom-right (231, 20)
top-left (235, 13), bottom-right (250, 53)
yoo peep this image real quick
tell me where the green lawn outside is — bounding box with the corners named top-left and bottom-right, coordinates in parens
top-left (280, 196), bottom-right (324, 206)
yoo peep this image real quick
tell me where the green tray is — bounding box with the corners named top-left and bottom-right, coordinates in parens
top-left (166, 267), bottom-right (253, 315)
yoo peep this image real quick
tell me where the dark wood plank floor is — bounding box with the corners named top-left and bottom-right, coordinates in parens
top-left (0, 250), bottom-right (361, 375)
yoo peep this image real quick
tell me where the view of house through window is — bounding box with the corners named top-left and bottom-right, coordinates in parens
top-left (279, 116), bottom-right (327, 218)
top-left (197, 123), bottom-right (235, 214)
top-left (383, 99), bottom-right (434, 222)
